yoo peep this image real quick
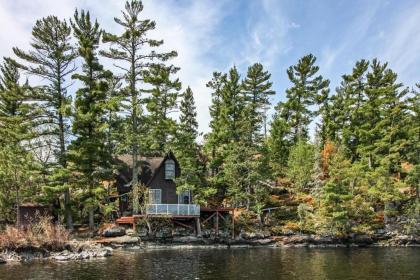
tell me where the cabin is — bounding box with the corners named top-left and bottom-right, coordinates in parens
top-left (115, 151), bottom-right (200, 217)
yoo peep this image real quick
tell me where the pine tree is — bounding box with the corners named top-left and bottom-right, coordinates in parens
top-left (100, 0), bottom-right (177, 214)
top-left (205, 71), bottom-right (226, 176)
top-left (13, 16), bottom-right (77, 229)
top-left (317, 148), bottom-right (354, 235)
top-left (69, 9), bottom-right (112, 228)
top-left (0, 58), bottom-right (42, 222)
top-left (267, 103), bottom-right (292, 177)
top-left (242, 63), bottom-right (274, 144)
top-left (174, 87), bottom-right (210, 203)
top-left (143, 65), bottom-right (181, 153)
top-left (219, 66), bottom-right (244, 142)
top-left (281, 54), bottom-right (330, 142)
top-left (286, 139), bottom-right (315, 192)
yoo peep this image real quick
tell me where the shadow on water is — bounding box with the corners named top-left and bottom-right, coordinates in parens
top-left (1, 247), bottom-right (419, 280)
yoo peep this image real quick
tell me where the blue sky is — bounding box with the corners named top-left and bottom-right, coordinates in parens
top-left (0, 0), bottom-right (419, 136)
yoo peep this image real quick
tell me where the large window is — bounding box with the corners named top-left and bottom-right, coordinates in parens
top-left (149, 189), bottom-right (161, 204)
top-left (165, 159), bottom-right (175, 180)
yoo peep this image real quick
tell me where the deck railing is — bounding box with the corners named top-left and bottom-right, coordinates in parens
top-left (145, 204), bottom-right (200, 216)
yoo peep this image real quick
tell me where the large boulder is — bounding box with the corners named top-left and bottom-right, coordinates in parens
top-left (102, 226), bottom-right (126, 237)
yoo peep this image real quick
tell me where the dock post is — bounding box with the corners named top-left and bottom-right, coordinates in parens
top-left (196, 217), bottom-right (202, 236)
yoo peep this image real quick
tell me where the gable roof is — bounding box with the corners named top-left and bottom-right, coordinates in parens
top-left (115, 151), bottom-right (178, 192)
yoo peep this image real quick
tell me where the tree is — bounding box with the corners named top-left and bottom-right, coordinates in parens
top-left (280, 54), bottom-right (329, 142)
top-left (242, 63), bottom-right (274, 144)
top-left (0, 58), bottom-right (42, 222)
top-left (69, 9), bottom-right (112, 228)
top-left (13, 16), bottom-right (77, 229)
top-left (267, 103), bottom-right (292, 177)
top-left (205, 71), bottom-right (226, 176)
top-left (219, 66), bottom-right (245, 143)
top-left (174, 87), bottom-right (210, 203)
top-left (287, 139), bottom-right (315, 192)
top-left (143, 65), bottom-right (181, 153)
top-left (101, 0), bottom-right (177, 214)
top-left (317, 148), bottom-right (354, 235)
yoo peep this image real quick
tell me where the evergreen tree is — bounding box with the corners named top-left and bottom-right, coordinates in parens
top-left (0, 58), bottom-right (42, 222)
top-left (69, 9), bottom-right (112, 228)
top-left (280, 54), bottom-right (330, 142)
top-left (219, 66), bottom-right (244, 142)
top-left (317, 148), bottom-right (354, 235)
top-left (174, 87), bottom-right (210, 203)
top-left (205, 71), bottom-right (226, 176)
top-left (13, 16), bottom-right (77, 229)
top-left (143, 65), bottom-right (181, 153)
top-left (286, 139), bottom-right (315, 192)
top-left (267, 103), bottom-right (292, 177)
top-left (242, 63), bottom-right (274, 144)
top-left (100, 0), bottom-right (177, 214)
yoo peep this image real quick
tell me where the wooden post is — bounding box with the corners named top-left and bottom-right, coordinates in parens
top-left (215, 210), bottom-right (219, 236)
top-left (196, 217), bottom-right (202, 236)
top-left (232, 209), bottom-right (235, 239)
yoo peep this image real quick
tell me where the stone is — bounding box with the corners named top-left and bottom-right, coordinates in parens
top-left (102, 226), bottom-right (126, 237)
top-left (0, 257), bottom-right (6, 264)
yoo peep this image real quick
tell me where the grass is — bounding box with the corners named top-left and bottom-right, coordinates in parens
top-left (0, 216), bottom-right (70, 251)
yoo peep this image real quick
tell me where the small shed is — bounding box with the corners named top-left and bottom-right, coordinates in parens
top-left (17, 203), bottom-right (51, 227)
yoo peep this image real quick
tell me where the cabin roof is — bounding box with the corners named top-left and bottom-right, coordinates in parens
top-left (115, 151), bottom-right (178, 192)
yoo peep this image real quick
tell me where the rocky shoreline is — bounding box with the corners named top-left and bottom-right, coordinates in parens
top-left (1, 233), bottom-right (419, 264)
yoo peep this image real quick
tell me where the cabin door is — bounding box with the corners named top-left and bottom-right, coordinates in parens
top-left (178, 190), bottom-right (191, 204)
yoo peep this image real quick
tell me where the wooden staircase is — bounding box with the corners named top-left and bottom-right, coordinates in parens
top-left (116, 216), bottom-right (135, 229)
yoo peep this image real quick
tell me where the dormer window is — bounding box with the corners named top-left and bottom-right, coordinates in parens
top-left (165, 159), bottom-right (175, 180)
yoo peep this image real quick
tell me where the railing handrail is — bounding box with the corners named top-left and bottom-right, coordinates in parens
top-left (145, 203), bottom-right (200, 216)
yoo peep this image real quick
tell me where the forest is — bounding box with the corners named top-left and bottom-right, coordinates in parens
top-left (0, 0), bottom-right (419, 237)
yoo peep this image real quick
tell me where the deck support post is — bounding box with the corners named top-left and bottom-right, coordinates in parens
top-left (232, 209), bottom-right (235, 239)
top-left (195, 217), bottom-right (202, 237)
top-left (215, 210), bottom-right (219, 236)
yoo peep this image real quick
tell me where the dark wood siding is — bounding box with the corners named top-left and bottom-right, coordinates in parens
top-left (148, 158), bottom-right (180, 204)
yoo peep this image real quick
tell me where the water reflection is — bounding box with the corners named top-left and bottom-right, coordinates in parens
top-left (0, 247), bottom-right (419, 279)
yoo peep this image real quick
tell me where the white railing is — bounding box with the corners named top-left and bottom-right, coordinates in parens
top-left (145, 204), bottom-right (200, 216)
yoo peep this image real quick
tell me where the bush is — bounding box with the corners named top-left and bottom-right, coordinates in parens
top-left (0, 216), bottom-right (69, 251)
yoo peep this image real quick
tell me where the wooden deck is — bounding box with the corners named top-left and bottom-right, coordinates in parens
top-left (116, 207), bottom-right (235, 238)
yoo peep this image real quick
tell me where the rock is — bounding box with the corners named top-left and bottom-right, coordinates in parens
top-left (283, 234), bottom-right (313, 245)
top-left (0, 257), bottom-right (6, 264)
top-left (172, 236), bottom-right (202, 244)
top-left (109, 235), bottom-right (140, 245)
top-left (352, 235), bottom-right (374, 245)
top-left (253, 238), bottom-right (275, 245)
top-left (126, 229), bottom-right (135, 236)
top-left (102, 226), bottom-right (126, 237)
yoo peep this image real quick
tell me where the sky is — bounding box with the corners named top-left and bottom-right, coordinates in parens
top-left (0, 0), bottom-right (419, 137)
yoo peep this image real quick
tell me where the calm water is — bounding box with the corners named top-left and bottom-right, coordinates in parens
top-left (1, 247), bottom-right (419, 280)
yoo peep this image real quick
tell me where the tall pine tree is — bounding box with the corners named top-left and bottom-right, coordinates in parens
top-left (101, 0), bottom-right (177, 214)
top-left (13, 16), bottom-right (77, 229)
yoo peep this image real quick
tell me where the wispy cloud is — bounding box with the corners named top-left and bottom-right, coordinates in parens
top-left (380, 1), bottom-right (420, 86)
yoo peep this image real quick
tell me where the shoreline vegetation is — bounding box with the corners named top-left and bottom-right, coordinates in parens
top-left (1, 0), bottom-right (419, 267)
top-left (1, 218), bottom-right (419, 264)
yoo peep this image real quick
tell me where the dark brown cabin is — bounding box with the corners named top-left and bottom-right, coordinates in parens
top-left (115, 151), bottom-right (192, 215)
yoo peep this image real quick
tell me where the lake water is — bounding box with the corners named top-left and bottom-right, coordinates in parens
top-left (1, 247), bottom-right (419, 279)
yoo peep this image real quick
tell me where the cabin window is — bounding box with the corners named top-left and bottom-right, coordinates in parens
top-left (178, 190), bottom-right (191, 204)
top-left (149, 189), bottom-right (161, 204)
top-left (165, 159), bottom-right (175, 180)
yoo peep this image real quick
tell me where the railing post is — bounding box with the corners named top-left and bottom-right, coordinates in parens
top-left (177, 204), bottom-right (180, 215)
top-left (188, 205), bottom-right (190, 216)
top-left (155, 204), bottom-right (157, 215)
top-left (166, 204), bottom-right (169, 215)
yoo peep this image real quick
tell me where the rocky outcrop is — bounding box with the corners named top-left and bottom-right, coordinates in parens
top-left (0, 242), bottom-right (113, 263)
top-left (102, 226), bottom-right (126, 238)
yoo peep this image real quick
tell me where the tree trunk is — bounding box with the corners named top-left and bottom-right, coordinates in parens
top-left (88, 207), bottom-right (94, 229)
